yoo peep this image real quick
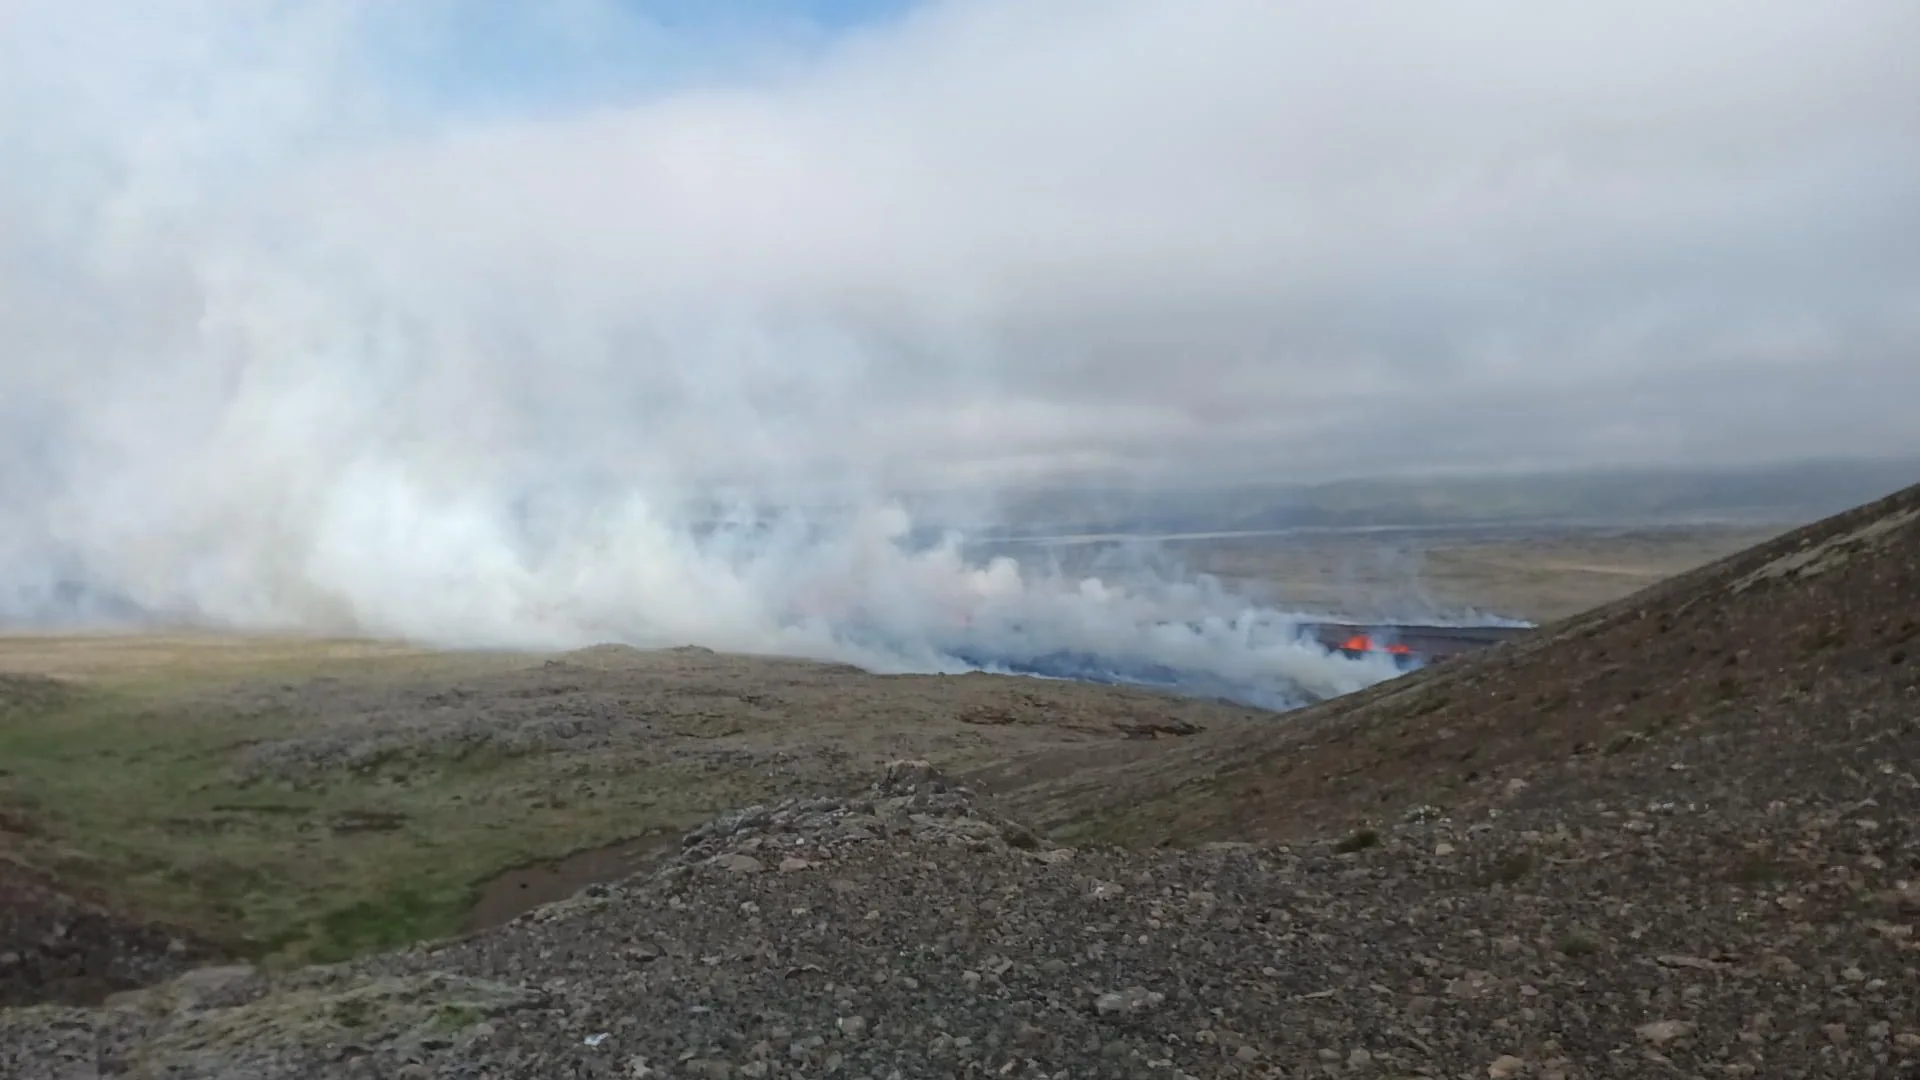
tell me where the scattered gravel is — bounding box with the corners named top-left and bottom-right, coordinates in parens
top-left (7, 757), bottom-right (1916, 1079)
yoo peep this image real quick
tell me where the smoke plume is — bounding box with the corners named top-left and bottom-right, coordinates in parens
top-left (4, 0), bottom-right (1911, 707)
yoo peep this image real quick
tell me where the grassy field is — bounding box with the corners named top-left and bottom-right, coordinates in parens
top-left (1184, 522), bottom-right (1787, 621)
top-left (987, 522), bottom-right (1784, 622)
top-left (0, 641), bottom-right (695, 965)
top-left (0, 634), bottom-right (1260, 970)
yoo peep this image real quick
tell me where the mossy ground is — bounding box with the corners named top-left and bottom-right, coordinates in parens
top-left (0, 642), bottom-right (737, 966)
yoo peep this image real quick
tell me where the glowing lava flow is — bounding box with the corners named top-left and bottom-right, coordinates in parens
top-left (1338, 634), bottom-right (1414, 657)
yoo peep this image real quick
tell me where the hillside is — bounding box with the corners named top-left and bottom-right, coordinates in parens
top-left (4, 484), bottom-right (1918, 1078)
top-left (1039, 479), bottom-right (1920, 846)
top-left (0, 640), bottom-right (1275, 1011)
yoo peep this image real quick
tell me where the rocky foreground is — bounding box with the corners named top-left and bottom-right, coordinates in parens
top-left (7, 758), bottom-right (1916, 1080)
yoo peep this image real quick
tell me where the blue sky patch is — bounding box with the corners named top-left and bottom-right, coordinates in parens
top-left (369, 0), bottom-right (921, 120)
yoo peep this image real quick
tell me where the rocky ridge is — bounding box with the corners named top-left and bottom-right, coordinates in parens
top-left (7, 759), bottom-right (1917, 1079)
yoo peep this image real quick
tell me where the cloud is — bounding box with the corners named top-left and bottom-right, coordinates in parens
top-left (11, 1), bottom-right (1920, 478)
top-left (295, 0), bottom-right (1920, 473)
top-left (0, 0), bottom-right (1914, 694)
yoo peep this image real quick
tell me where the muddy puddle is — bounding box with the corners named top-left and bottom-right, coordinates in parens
top-left (464, 831), bottom-right (678, 931)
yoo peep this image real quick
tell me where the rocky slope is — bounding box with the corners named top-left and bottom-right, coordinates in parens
top-left (6, 758), bottom-right (1916, 1078)
top-left (989, 480), bottom-right (1920, 846)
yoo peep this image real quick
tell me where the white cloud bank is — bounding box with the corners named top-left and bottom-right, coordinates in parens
top-left (0, 0), bottom-right (1915, 702)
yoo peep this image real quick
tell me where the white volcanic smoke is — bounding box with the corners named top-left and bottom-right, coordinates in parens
top-left (0, 0), bottom-right (1419, 709)
top-left (5, 1), bottom-right (1911, 706)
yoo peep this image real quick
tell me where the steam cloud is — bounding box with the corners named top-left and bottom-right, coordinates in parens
top-left (3, 1), bottom-right (1913, 707)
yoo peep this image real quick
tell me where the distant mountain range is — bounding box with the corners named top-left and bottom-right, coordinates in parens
top-left (933, 455), bottom-right (1920, 539)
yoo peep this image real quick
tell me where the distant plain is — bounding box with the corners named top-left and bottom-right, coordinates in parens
top-left (978, 520), bottom-right (1785, 623)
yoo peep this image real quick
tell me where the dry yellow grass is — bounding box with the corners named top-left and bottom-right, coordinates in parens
top-left (0, 631), bottom-right (531, 688)
top-left (1185, 523), bottom-right (1783, 621)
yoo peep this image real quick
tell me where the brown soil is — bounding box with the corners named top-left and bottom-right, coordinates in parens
top-left (0, 861), bottom-right (217, 1008)
top-left (464, 831), bottom-right (679, 932)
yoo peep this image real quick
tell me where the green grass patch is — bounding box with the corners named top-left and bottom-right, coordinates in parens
top-left (0, 674), bottom-right (729, 966)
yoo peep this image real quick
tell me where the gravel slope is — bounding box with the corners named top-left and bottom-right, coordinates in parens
top-left (6, 752), bottom-right (1916, 1079)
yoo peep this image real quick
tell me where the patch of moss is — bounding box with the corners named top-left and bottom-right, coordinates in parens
top-left (1726, 850), bottom-right (1785, 885)
top-left (309, 885), bottom-right (465, 965)
top-left (1556, 928), bottom-right (1603, 957)
top-left (330, 997), bottom-right (372, 1029)
top-left (433, 1004), bottom-right (488, 1032)
top-left (0, 672), bottom-right (726, 967)
top-left (1334, 828), bottom-right (1380, 854)
top-left (1483, 851), bottom-right (1536, 886)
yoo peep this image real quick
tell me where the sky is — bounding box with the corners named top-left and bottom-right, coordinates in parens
top-left (6, 0), bottom-right (1918, 489)
top-left (0, 0), bottom-right (1917, 681)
